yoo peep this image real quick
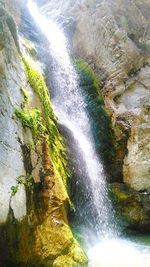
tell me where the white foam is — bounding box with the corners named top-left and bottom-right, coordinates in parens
top-left (88, 238), bottom-right (150, 267)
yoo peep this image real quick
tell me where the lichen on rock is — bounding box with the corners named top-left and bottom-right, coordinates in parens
top-left (111, 182), bottom-right (150, 231)
top-left (12, 55), bottom-right (87, 266)
top-left (0, 1), bottom-right (87, 263)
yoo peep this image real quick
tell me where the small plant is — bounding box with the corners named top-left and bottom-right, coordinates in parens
top-left (10, 174), bottom-right (34, 197)
top-left (25, 174), bottom-right (34, 190)
top-left (10, 185), bottom-right (18, 196)
top-left (15, 108), bottom-right (46, 142)
top-left (16, 175), bottom-right (24, 184)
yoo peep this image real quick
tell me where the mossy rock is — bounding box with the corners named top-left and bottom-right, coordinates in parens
top-left (69, 243), bottom-right (87, 264)
top-left (20, 57), bottom-right (69, 186)
top-left (74, 58), bottom-right (115, 178)
top-left (53, 245), bottom-right (87, 267)
top-left (53, 255), bottom-right (76, 267)
top-left (12, 56), bottom-right (87, 267)
top-left (111, 182), bottom-right (150, 231)
top-left (74, 59), bottom-right (100, 94)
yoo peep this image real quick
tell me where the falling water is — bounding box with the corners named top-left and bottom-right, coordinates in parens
top-left (26, 1), bottom-right (150, 266)
top-left (27, 0), bottom-right (117, 240)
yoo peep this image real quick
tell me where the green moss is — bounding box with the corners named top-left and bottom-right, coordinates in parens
top-left (74, 58), bottom-right (100, 98)
top-left (10, 185), bottom-right (18, 196)
top-left (20, 87), bottom-right (29, 108)
top-left (21, 57), bottom-right (69, 186)
top-left (53, 255), bottom-right (76, 267)
top-left (74, 58), bottom-right (115, 177)
top-left (111, 186), bottom-right (131, 202)
top-left (53, 241), bottom-right (87, 266)
top-left (15, 108), bottom-right (46, 142)
top-left (22, 57), bottom-right (56, 122)
top-left (10, 174), bottom-right (34, 198)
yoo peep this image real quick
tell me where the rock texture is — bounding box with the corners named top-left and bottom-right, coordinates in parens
top-left (111, 182), bottom-right (150, 231)
top-left (40, 0), bottom-right (150, 190)
top-left (40, 0), bottom-right (150, 229)
top-left (71, 0), bottom-right (150, 189)
top-left (0, 0), bottom-right (26, 224)
top-left (0, 1), bottom-right (87, 266)
top-left (1, 1), bottom-right (150, 263)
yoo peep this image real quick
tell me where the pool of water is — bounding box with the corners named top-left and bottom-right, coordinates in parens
top-left (88, 236), bottom-right (150, 267)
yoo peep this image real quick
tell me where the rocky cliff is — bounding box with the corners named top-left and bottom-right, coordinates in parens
top-left (40, 0), bottom-right (150, 230)
top-left (0, 0), bottom-right (150, 265)
top-left (0, 0), bottom-right (86, 266)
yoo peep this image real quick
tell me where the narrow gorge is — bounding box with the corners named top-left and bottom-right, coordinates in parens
top-left (0, 0), bottom-right (150, 266)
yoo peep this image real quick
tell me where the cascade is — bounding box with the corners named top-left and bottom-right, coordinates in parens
top-left (26, 1), bottom-right (150, 266)
top-left (27, 0), bottom-right (117, 240)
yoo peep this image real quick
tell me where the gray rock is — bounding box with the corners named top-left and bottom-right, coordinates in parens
top-left (40, 0), bottom-right (150, 203)
top-left (0, 4), bottom-right (27, 222)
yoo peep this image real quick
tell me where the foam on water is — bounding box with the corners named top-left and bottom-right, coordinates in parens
top-left (88, 238), bottom-right (150, 267)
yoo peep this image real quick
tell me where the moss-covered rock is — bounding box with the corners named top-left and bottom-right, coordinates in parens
top-left (22, 58), bottom-right (69, 186)
top-left (9, 57), bottom-right (87, 267)
top-left (74, 58), bottom-right (115, 179)
top-left (53, 255), bottom-right (76, 267)
top-left (111, 182), bottom-right (150, 232)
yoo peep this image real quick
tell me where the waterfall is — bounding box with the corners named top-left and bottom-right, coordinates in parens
top-left (27, 0), bottom-right (117, 240)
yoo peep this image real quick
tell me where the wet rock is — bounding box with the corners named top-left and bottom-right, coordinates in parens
top-left (0, 1), bottom-right (87, 266)
top-left (41, 0), bottom-right (150, 189)
top-left (111, 182), bottom-right (150, 231)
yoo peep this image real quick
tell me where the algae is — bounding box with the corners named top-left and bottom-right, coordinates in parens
top-left (18, 58), bottom-right (69, 186)
top-left (74, 58), bottom-right (115, 177)
top-left (12, 56), bottom-right (87, 267)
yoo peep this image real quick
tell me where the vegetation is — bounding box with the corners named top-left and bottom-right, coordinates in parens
top-left (20, 87), bottom-right (29, 108)
top-left (10, 174), bottom-right (34, 197)
top-left (74, 59), bottom-right (99, 87)
top-left (15, 108), bottom-right (46, 142)
top-left (74, 58), bottom-right (104, 104)
top-left (10, 185), bottom-right (18, 196)
top-left (16, 57), bottom-right (69, 186)
top-left (74, 58), bottom-right (115, 177)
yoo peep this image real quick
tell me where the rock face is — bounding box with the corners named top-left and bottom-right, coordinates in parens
top-left (43, 0), bottom-right (150, 190)
top-left (71, 0), bottom-right (150, 228)
top-left (40, 0), bottom-right (150, 229)
top-left (121, 66), bottom-right (150, 191)
top-left (111, 183), bottom-right (150, 231)
top-left (70, 0), bottom-right (150, 190)
top-left (1, 1), bottom-right (150, 263)
top-left (0, 0), bottom-right (26, 224)
top-left (41, 0), bottom-right (150, 190)
top-left (0, 1), bottom-right (87, 266)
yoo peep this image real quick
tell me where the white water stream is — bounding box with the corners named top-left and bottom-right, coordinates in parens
top-left (27, 1), bottom-right (150, 266)
top-left (27, 0), bottom-right (116, 239)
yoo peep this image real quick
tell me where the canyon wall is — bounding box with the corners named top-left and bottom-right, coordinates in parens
top-left (40, 0), bottom-right (150, 229)
top-left (0, 1), bottom-right (86, 266)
